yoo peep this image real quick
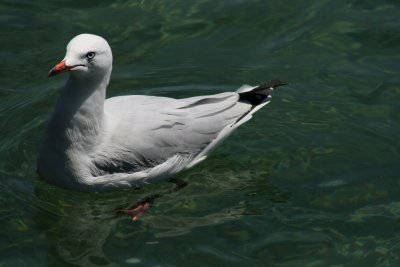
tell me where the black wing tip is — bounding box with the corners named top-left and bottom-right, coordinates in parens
top-left (238, 79), bottom-right (287, 106)
top-left (256, 79), bottom-right (288, 91)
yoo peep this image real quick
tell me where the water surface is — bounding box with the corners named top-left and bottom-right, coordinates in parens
top-left (1, 0), bottom-right (400, 266)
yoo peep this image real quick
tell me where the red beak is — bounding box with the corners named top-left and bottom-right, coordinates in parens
top-left (48, 60), bottom-right (73, 77)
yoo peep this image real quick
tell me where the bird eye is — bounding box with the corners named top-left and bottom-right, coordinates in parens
top-left (85, 52), bottom-right (96, 60)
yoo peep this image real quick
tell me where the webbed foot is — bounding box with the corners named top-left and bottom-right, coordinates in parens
top-left (114, 196), bottom-right (156, 221)
top-left (114, 178), bottom-right (187, 221)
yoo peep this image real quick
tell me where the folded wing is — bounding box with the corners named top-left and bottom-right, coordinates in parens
top-left (90, 92), bottom-right (251, 177)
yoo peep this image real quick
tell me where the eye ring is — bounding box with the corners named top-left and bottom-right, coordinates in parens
top-left (85, 52), bottom-right (96, 60)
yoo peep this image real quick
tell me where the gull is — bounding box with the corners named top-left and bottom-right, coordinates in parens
top-left (37, 33), bottom-right (285, 195)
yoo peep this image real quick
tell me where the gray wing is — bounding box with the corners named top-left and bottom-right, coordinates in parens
top-left (89, 92), bottom-right (251, 176)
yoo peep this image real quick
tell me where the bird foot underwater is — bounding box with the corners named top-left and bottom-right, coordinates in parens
top-left (114, 178), bottom-right (188, 221)
top-left (114, 197), bottom-right (153, 221)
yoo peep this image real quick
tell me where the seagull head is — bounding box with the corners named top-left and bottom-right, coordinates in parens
top-left (48, 34), bottom-right (113, 78)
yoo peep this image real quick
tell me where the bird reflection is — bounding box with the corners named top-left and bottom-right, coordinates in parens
top-left (33, 180), bottom-right (180, 266)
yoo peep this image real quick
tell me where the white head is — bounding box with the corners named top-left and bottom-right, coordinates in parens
top-left (48, 34), bottom-right (113, 78)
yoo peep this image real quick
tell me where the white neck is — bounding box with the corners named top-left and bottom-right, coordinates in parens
top-left (45, 68), bottom-right (111, 153)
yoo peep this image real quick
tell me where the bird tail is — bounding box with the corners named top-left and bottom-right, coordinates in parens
top-left (185, 80), bottom-right (286, 170)
top-left (238, 79), bottom-right (287, 106)
top-left (232, 79), bottom-right (286, 125)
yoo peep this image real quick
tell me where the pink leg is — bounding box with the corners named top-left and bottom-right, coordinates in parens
top-left (114, 197), bottom-right (154, 221)
top-left (114, 178), bottom-right (187, 221)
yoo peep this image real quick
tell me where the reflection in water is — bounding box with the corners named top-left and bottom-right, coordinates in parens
top-left (34, 184), bottom-right (120, 266)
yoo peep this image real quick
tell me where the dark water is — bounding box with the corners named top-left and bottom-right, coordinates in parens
top-left (1, 0), bottom-right (400, 266)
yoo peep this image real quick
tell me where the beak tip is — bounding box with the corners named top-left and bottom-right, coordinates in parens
top-left (47, 60), bottom-right (68, 77)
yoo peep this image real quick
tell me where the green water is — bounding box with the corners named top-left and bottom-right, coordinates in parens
top-left (1, 0), bottom-right (400, 266)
